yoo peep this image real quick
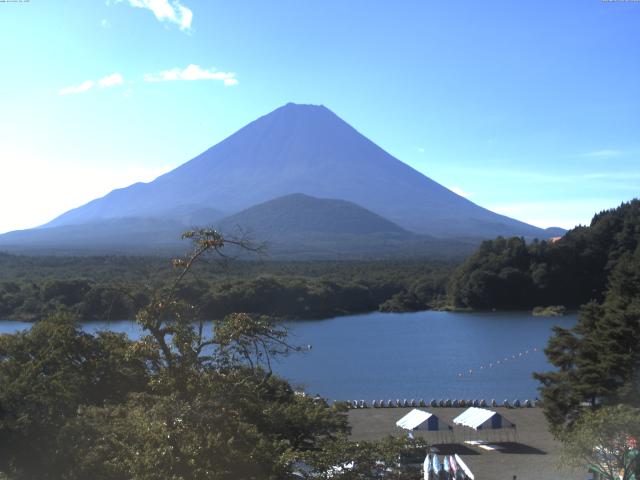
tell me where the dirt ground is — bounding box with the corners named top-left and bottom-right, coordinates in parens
top-left (347, 406), bottom-right (586, 480)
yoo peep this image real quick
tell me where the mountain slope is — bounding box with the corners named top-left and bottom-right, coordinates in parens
top-left (41, 103), bottom-right (553, 239)
top-left (217, 193), bottom-right (409, 239)
top-left (0, 218), bottom-right (189, 255)
top-left (215, 193), bottom-right (476, 259)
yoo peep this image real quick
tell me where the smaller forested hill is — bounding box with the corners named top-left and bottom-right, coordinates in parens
top-left (217, 193), bottom-right (409, 238)
top-left (449, 199), bottom-right (640, 309)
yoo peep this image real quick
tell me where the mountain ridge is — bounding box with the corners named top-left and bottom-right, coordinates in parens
top-left (0, 103), bottom-right (565, 256)
top-left (41, 103), bottom-right (553, 238)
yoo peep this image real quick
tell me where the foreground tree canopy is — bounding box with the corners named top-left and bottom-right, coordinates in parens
top-left (561, 405), bottom-right (640, 480)
top-left (0, 229), bottom-right (421, 480)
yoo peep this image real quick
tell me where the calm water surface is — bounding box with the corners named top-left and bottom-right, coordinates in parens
top-left (0, 311), bottom-right (576, 401)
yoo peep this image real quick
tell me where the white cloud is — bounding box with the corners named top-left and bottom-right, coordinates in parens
top-left (117, 0), bottom-right (193, 31)
top-left (449, 185), bottom-right (472, 198)
top-left (98, 73), bottom-right (124, 88)
top-left (581, 149), bottom-right (623, 158)
top-left (59, 73), bottom-right (124, 96)
top-left (144, 64), bottom-right (238, 86)
top-left (59, 80), bottom-right (95, 96)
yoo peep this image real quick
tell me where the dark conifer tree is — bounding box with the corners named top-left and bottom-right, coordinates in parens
top-left (534, 249), bottom-right (640, 435)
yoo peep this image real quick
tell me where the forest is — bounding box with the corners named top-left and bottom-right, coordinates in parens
top-left (0, 254), bottom-right (454, 322)
top-left (2, 200), bottom-right (640, 322)
top-left (448, 199), bottom-right (640, 310)
top-left (0, 230), bottom-right (426, 479)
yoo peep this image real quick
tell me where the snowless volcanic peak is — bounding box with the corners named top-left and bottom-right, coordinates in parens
top-left (42, 102), bottom-right (549, 239)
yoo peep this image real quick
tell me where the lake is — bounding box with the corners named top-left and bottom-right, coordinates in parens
top-left (0, 310), bottom-right (576, 402)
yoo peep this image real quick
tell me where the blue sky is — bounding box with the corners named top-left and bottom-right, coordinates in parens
top-left (1, 0), bottom-right (638, 233)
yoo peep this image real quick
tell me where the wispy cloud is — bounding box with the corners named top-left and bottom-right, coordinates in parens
top-left (113, 0), bottom-right (193, 31)
top-left (449, 185), bottom-right (472, 198)
top-left (581, 149), bottom-right (623, 158)
top-left (144, 64), bottom-right (238, 86)
top-left (59, 73), bottom-right (124, 95)
top-left (101, 18), bottom-right (111, 28)
top-left (59, 80), bottom-right (95, 96)
top-left (416, 147), bottom-right (425, 153)
top-left (98, 73), bottom-right (124, 88)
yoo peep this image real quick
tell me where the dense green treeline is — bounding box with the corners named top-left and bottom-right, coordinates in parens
top-left (449, 199), bottom-right (640, 309)
top-left (0, 255), bottom-right (454, 321)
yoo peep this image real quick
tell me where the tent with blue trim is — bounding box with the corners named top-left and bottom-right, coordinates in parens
top-left (453, 407), bottom-right (515, 431)
top-left (395, 409), bottom-right (452, 432)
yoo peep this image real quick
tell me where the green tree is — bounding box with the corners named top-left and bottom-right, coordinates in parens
top-left (0, 313), bottom-right (148, 479)
top-left (534, 249), bottom-right (640, 434)
top-left (449, 199), bottom-right (640, 310)
top-left (297, 435), bottom-right (426, 480)
top-left (560, 405), bottom-right (640, 480)
top-left (0, 229), bottom-right (352, 480)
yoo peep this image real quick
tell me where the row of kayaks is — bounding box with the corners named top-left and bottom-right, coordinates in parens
top-left (424, 453), bottom-right (474, 480)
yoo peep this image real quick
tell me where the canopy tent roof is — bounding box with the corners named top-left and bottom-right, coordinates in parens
top-left (453, 407), bottom-right (515, 431)
top-left (396, 409), bottom-right (451, 431)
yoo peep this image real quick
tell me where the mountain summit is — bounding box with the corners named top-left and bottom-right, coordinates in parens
top-left (2, 103), bottom-right (556, 255)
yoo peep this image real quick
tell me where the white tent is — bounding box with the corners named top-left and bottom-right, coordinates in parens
top-left (453, 407), bottom-right (515, 431)
top-left (396, 409), bottom-right (451, 431)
